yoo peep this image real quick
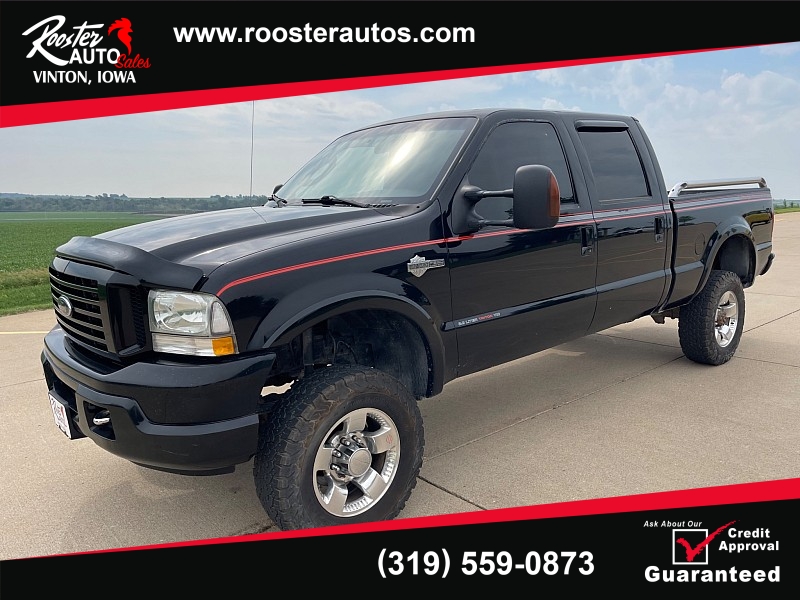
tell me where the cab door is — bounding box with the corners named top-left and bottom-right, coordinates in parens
top-left (446, 120), bottom-right (598, 376)
top-left (565, 119), bottom-right (671, 333)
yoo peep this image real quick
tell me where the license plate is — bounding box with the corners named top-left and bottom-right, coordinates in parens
top-left (49, 392), bottom-right (72, 439)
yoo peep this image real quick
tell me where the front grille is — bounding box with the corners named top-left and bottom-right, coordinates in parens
top-left (108, 285), bottom-right (147, 353)
top-left (131, 289), bottom-right (146, 346)
top-left (49, 267), bottom-right (108, 352)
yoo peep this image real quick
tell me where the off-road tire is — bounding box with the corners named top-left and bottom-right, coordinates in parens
top-left (679, 270), bottom-right (745, 365)
top-left (253, 365), bottom-right (424, 530)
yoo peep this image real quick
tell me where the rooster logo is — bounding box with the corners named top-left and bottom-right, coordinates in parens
top-left (108, 18), bottom-right (133, 54)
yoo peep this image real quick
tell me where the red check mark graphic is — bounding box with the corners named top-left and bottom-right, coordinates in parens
top-left (675, 520), bottom-right (736, 562)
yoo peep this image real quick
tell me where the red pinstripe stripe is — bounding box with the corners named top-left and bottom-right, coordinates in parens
top-left (593, 210), bottom-right (665, 220)
top-left (217, 197), bottom-right (770, 295)
top-left (217, 237), bottom-right (448, 295)
top-left (672, 197), bottom-right (768, 210)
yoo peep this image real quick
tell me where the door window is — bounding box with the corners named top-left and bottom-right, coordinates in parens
top-left (468, 121), bottom-right (576, 221)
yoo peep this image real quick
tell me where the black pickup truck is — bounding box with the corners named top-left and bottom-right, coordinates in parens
top-left (41, 109), bottom-right (775, 531)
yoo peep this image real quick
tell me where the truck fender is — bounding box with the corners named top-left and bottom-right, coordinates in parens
top-left (696, 216), bottom-right (756, 295)
top-left (246, 274), bottom-right (447, 394)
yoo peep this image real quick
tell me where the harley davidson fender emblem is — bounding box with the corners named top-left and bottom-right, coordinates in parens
top-left (407, 254), bottom-right (445, 277)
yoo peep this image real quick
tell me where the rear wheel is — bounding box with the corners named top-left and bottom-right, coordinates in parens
top-left (253, 365), bottom-right (424, 530)
top-left (678, 270), bottom-right (745, 365)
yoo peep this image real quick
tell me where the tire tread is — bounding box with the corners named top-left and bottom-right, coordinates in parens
top-left (254, 365), bottom-right (424, 530)
top-left (678, 270), bottom-right (745, 365)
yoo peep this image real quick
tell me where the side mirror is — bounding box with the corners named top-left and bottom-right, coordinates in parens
top-left (266, 183), bottom-right (286, 207)
top-left (512, 165), bottom-right (560, 230)
top-left (451, 164), bottom-right (560, 234)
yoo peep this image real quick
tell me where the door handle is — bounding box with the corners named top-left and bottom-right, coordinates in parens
top-left (655, 217), bottom-right (665, 243)
top-left (580, 226), bottom-right (594, 256)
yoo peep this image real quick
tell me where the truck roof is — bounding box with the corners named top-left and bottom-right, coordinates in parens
top-left (367, 108), bottom-right (636, 128)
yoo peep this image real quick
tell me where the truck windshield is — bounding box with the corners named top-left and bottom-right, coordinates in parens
top-left (276, 117), bottom-right (476, 205)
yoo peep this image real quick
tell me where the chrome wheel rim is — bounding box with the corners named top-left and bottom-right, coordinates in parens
top-left (714, 291), bottom-right (738, 348)
top-left (312, 408), bottom-right (400, 517)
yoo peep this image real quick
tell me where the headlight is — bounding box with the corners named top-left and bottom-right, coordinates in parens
top-left (148, 290), bottom-right (237, 357)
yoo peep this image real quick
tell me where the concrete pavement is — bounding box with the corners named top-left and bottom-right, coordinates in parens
top-left (1, 213), bottom-right (798, 560)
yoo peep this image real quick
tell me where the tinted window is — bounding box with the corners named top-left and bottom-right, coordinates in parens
top-left (468, 122), bottom-right (575, 221)
top-left (578, 130), bottom-right (649, 201)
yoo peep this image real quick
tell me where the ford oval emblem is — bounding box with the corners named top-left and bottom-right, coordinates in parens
top-left (56, 295), bottom-right (73, 318)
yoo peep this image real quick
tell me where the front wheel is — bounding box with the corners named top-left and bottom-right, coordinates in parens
top-left (678, 270), bottom-right (745, 365)
top-left (253, 365), bottom-right (424, 530)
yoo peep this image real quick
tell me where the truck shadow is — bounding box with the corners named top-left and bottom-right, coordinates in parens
top-left (55, 458), bottom-right (276, 556)
top-left (420, 332), bottom-right (684, 459)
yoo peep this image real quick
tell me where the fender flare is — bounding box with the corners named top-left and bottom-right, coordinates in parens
top-left (696, 217), bottom-right (756, 295)
top-left (246, 274), bottom-right (447, 396)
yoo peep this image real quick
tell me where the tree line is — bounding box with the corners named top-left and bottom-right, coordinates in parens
top-left (0, 195), bottom-right (271, 214)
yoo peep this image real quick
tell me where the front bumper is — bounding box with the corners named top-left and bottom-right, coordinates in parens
top-left (41, 326), bottom-right (275, 472)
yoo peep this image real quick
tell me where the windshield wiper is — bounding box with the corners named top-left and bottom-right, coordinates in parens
top-left (302, 195), bottom-right (367, 207)
top-left (301, 195), bottom-right (396, 208)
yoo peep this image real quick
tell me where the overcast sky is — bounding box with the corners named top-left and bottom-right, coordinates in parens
top-left (2, 43), bottom-right (799, 200)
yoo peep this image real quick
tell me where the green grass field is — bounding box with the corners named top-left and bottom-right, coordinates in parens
top-left (0, 212), bottom-right (162, 316)
top-left (0, 211), bottom-right (158, 221)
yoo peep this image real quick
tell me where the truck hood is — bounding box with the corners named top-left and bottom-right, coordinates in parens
top-left (96, 205), bottom-right (396, 271)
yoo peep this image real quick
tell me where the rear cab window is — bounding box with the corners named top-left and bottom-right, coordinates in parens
top-left (571, 119), bottom-right (660, 209)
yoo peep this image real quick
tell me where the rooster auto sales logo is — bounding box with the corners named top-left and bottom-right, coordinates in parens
top-left (643, 519), bottom-right (781, 583)
top-left (22, 15), bottom-right (151, 85)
